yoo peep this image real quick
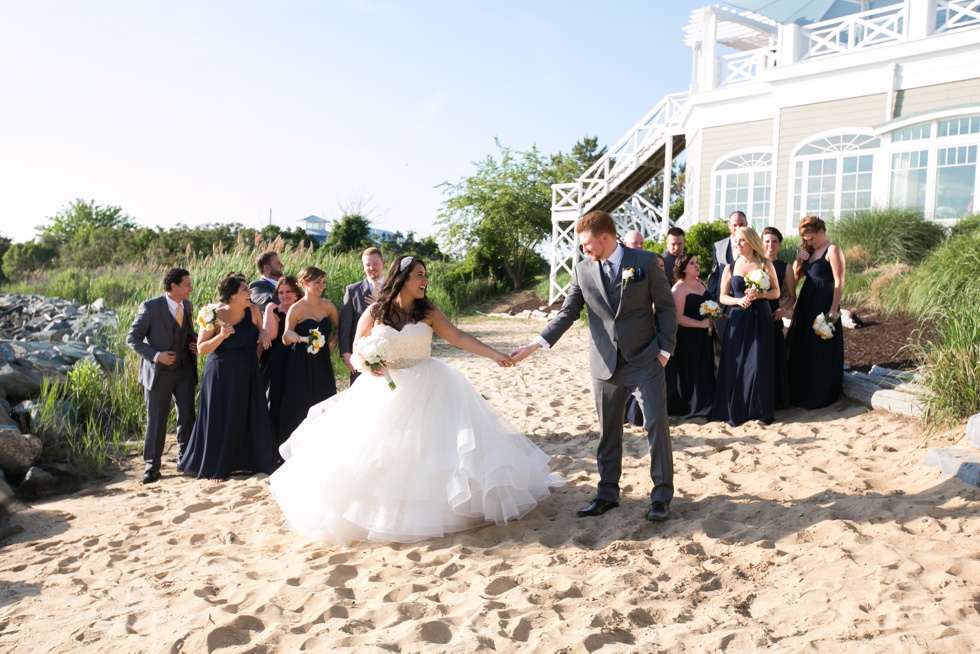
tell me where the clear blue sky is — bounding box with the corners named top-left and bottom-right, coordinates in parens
top-left (0, 1), bottom-right (697, 245)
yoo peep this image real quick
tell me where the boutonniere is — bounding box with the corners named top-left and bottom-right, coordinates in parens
top-left (622, 267), bottom-right (644, 288)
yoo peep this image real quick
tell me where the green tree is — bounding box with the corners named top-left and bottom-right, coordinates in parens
top-left (0, 234), bottom-right (11, 282)
top-left (437, 139), bottom-right (553, 289)
top-left (379, 231), bottom-right (444, 260)
top-left (38, 199), bottom-right (137, 245)
top-left (550, 135), bottom-right (608, 181)
top-left (639, 160), bottom-right (686, 211)
top-left (325, 214), bottom-right (374, 253)
top-left (2, 240), bottom-right (59, 278)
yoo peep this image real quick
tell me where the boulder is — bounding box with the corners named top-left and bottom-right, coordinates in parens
top-left (0, 362), bottom-right (43, 402)
top-left (54, 341), bottom-right (92, 363)
top-left (88, 346), bottom-right (121, 372)
top-left (17, 465), bottom-right (81, 500)
top-left (968, 413), bottom-right (980, 450)
top-left (926, 448), bottom-right (980, 487)
top-left (0, 429), bottom-right (43, 479)
top-left (0, 404), bottom-right (19, 431)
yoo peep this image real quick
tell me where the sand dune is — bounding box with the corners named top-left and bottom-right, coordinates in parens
top-left (2, 317), bottom-right (978, 652)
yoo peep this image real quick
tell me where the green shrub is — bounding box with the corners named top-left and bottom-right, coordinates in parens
top-left (949, 213), bottom-right (980, 239)
top-left (909, 310), bottom-right (980, 429)
top-left (685, 220), bottom-right (729, 279)
top-left (831, 206), bottom-right (944, 268)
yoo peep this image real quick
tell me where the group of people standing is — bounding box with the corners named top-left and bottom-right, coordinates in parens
top-left (622, 211), bottom-right (846, 429)
top-left (127, 249), bottom-right (389, 484)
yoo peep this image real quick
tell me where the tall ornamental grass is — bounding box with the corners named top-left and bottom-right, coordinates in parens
top-left (908, 312), bottom-right (980, 430)
top-left (831, 206), bottom-right (945, 270)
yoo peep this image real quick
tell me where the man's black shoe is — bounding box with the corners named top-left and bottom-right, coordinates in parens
top-left (646, 501), bottom-right (670, 522)
top-left (577, 498), bottom-right (619, 517)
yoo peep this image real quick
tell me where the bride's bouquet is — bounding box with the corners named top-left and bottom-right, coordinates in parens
top-left (196, 304), bottom-right (223, 332)
top-left (744, 268), bottom-right (771, 294)
top-left (699, 299), bottom-right (722, 336)
top-left (306, 328), bottom-right (326, 354)
top-left (813, 312), bottom-right (836, 340)
top-left (352, 334), bottom-right (396, 390)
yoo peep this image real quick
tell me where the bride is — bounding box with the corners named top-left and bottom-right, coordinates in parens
top-left (269, 255), bottom-right (563, 545)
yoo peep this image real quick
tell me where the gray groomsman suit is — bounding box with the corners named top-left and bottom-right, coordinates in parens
top-left (339, 278), bottom-right (380, 383)
top-left (126, 295), bottom-right (198, 473)
top-left (539, 244), bottom-right (678, 504)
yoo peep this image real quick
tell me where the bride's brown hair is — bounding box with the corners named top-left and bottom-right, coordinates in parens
top-left (370, 255), bottom-right (435, 328)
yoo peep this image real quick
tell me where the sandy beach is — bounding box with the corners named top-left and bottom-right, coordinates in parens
top-left (2, 317), bottom-right (978, 653)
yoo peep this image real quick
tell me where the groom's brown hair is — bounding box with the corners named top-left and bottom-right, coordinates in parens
top-left (576, 211), bottom-right (617, 238)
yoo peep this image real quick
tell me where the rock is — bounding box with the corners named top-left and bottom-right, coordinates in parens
top-left (88, 346), bottom-right (121, 372)
top-left (926, 448), bottom-right (980, 487)
top-left (0, 429), bottom-right (43, 479)
top-left (0, 468), bottom-right (16, 513)
top-left (54, 341), bottom-right (92, 363)
top-left (0, 404), bottom-right (19, 432)
top-left (0, 343), bottom-right (14, 365)
top-left (0, 363), bottom-right (43, 404)
top-left (968, 413), bottom-right (980, 450)
top-left (17, 465), bottom-right (82, 500)
top-left (12, 399), bottom-right (74, 435)
top-left (90, 298), bottom-right (105, 312)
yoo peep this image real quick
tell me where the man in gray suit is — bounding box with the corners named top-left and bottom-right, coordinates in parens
top-left (126, 268), bottom-right (199, 484)
top-left (511, 211), bottom-right (677, 522)
top-left (707, 211), bottom-right (747, 304)
top-left (249, 251), bottom-right (283, 311)
top-left (339, 247), bottom-right (386, 384)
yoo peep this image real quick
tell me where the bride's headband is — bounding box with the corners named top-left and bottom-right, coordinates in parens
top-left (400, 256), bottom-right (415, 271)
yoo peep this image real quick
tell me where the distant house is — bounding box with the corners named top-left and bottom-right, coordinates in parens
top-left (549, 0), bottom-right (980, 301)
top-left (296, 215), bottom-right (395, 245)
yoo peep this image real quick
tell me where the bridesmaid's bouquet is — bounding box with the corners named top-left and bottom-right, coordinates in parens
top-left (744, 268), bottom-right (771, 294)
top-left (699, 300), bottom-right (722, 336)
top-left (306, 328), bottom-right (326, 354)
top-left (352, 334), bottom-right (396, 390)
top-left (813, 312), bottom-right (836, 340)
top-left (196, 304), bottom-right (223, 332)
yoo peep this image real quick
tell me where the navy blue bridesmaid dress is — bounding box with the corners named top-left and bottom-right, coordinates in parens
top-left (786, 249), bottom-right (844, 409)
top-left (770, 259), bottom-right (790, 409)
top-left (278, 317), bottom-right (337, 442)
top-left (666, 288), bottom-right (716, 418)
top-left (266, 306), bottom-right (291, 445)
top-left (180, 313), bottom-right (279, 479)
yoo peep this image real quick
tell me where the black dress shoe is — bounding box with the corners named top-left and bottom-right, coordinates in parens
top-left (577, 498), bottom-right (619, 517)
top-left (646, 501), bottom-right (670, 522)
top-left (141, 469), bottom-right (161, 485)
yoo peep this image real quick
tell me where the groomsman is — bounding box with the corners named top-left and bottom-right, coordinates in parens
top-left (339, 247), bottom-right (386, 383)
top-left (250, 251), bottom-right (283, 310)
top-left (707, 211), bottom-right (747, 305)
top-left (126, 268), bottom-right (198, 484)
top-left (621, 230), bottom-right (644, 250)
top-left (662, 227), bottom-right (686, 285)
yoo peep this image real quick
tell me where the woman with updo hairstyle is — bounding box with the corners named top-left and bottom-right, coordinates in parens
top-left (707, 226), bottom-right (781, 426)
top-left (180, 274), bottom-right (278, 481)
top-left (278, 266), bottom-right (339, 443)
top-left (761, 226), bottom-right (795, 409)
top-left (263, 275), bottom-right (303, 444)
top-left (662, 253), bottom-right (716, 418)
top-left (786, 215), bottom-right (846, 409)
top-left (270, 255), bottom-right (563, 546)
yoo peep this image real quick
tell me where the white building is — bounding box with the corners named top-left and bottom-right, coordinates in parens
top-left (549, 0), bottom-right (980, 301)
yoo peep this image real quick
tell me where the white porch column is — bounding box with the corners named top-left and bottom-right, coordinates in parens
top-left (699, 8), bottom-right (719, 92)
top-left (662, 134), bottom-right (674, 242)
top-left (906, 0), bottom-right (938, 40)
top-left (777, 22), bottom-right (806, 65)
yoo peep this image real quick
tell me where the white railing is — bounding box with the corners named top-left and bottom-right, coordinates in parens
top-left (804, 4), bottom-right (907, 58)
top-left (551, 92), bottom-right (689, 214)
top-left (613, 194), bottom-right (667, 239)
top-left (720, 45), bottom-right (778, 86)
top-left (936, 0), bottom-right (980, 32)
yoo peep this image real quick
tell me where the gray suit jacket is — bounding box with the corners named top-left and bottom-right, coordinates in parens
top-left (707, 237), bottom-right (734, 304)
top-left (249, 278), bottom-right (277, 311)
top-left (540, 246), bottom-right (677, 381)
top-left (339, 279), bottom-right (376, 356)
top-left (126, 295), bottom-right (198, 390)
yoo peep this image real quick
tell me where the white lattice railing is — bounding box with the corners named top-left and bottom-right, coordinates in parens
top-left (936, 0), bottom-right (980, 32)
top-left (551, 92), bottom-right (689, 214)
top-left (720, 45), bottom-right (778, 86)
top-left (804, 4), bottom-right (907, 58)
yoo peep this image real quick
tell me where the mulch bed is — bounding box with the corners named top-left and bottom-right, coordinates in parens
top-left (484, 290), bottom-right (921, 375)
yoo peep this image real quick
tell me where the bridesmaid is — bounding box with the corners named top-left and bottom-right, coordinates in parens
top-left (180, 275), bottom-right (278, 481)
top-left (707, 226), bottom-right (781, 426)
top-left (665, 254), bottom-right (716, 418)
top-left (278, 266), bottom-right (339, 442)
top-left (786, 216), bottom-right (846, 409)
top-left (263, 275), bottom-right (303, 445)
top-left (761, 227), bottom-right (796, 409)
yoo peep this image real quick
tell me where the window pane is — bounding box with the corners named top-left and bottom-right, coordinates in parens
top-left (935, 146), bottom-right (977, 218)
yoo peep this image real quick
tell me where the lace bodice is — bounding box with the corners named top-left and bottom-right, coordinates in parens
top-left (373, 322), bottom-right (432, 369)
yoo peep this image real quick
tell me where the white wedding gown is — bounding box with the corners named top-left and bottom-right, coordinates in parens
top-left (269, 322), bottom-right (564, 545)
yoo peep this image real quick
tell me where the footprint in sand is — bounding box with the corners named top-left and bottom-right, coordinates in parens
top-left (205, 615), bottom-right (265, 650)
top-left (418, 620), bottom-right (453, 645)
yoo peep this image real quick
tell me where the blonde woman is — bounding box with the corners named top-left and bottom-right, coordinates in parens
top-left (707, 226), bottom-right (781, 426)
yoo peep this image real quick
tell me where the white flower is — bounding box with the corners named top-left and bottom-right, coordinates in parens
top-left (745, 268), bottom-right (771, 292)
top-left (622, 268), bottom-right (635, 281)
top-left (813, 312), bottom-right (836, 340)
top-left (353, 334), bottom-right (397, 389)
top-left (699, 300), bottom-right (722, 319)
top-left (196, 304), bottom-right (220, 331)
top-left (306, 328), bottom-right (326, 354)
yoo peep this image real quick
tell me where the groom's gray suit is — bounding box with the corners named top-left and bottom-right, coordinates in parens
top-left (540, 244), bottom-right (677, 504)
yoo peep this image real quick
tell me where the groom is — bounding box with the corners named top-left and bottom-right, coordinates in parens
top-left (511, 210), bottom-right (677, 522)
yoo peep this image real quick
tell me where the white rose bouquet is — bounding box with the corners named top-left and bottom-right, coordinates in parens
top-left (196, 304), bottom-right (223, 332)
top-left (352, 334), bottom-right (396, 390)
top-left (306, 328), bottom-right (326, 354)
top-left (813, 312), bottom-right (836, 340)
top-left (699, 299), bottom-right (722, 336)
top-left (744, 268), bottom-right (771, 294)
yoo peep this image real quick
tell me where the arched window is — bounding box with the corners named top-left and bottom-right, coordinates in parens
top-left (711, 150), bottom-right (772, 231)
top-left (792, 133), bottom-right (879, 221)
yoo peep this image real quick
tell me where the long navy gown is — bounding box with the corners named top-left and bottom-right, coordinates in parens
top-left (667, 288), bottom-right (716, 419)
top-left (266, 306), bottom-right (291, 445)
top-left (770, 259), bottom-right (790, 409)
top-left (180, 313), bottom-right (279, 479)
top-left (707, 265), bottom-right (775, 426)
top-left (278, 317), bottom-right (337, 442)
top-left (786, 249), bottom-right (844, 409)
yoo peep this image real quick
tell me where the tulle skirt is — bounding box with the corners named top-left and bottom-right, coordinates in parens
top-left (269, 358), bottom-right (563, 545)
